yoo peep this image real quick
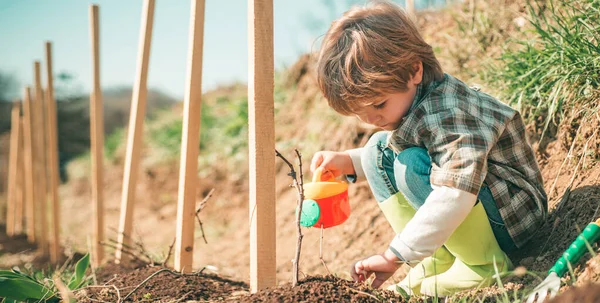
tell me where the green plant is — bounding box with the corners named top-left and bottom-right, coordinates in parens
top-left (0, 253), bottom-right (90, 303)
top-left (67, 253), bottom-right (90, 290)
top-left (486, 0), bottom-right (599, 137)
top-left (0, 270), bottom-right (58, 302)
top-left (104, 128), bottom-right (124, 161)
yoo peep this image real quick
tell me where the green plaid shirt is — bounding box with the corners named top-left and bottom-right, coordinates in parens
top-left (388, 74), bottom-right (548, 248)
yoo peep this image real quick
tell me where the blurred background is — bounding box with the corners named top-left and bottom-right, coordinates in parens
top-left (0, 0), bottom-right (449, 182)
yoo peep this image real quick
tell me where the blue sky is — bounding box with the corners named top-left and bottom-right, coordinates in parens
top-left (0, 0), bottom-right (443, 100)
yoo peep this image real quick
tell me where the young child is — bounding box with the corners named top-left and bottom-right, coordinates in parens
top-left (310, 1), bottom-right (548, 297)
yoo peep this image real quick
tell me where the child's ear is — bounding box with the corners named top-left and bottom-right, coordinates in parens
top-left (411, 61), bottom-right (424, 85)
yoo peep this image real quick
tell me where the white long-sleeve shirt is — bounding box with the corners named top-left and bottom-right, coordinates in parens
top-left (346, 148), bottom-right (477, 263)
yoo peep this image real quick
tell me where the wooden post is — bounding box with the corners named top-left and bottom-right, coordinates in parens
top-left (248, 0), bottom-right (276, 292)
top-left (45, 41), bottom-right (61, 263)
top-left (6, 101), bottom-right (22, 237)
top-left (34, 61), bottom-right (49, 255)
top-left (115, 0), bottom-right (155, 263)
top-left (406, 0), bottom-right (415, 19)
top-left (174, 0), bottom-right (205, 272)
top-left (89, 5), bottom-right (105, 267)
top-left (22, 87), bottom-right (36, 243)
top-left (14, 118), bottom-right (25, 235)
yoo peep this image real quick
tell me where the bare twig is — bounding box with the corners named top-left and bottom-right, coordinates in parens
top-left (122, 269), bottom-right (172, 302)
top-left (276, 149), bottom-right (306, 287)
top-left (53, 274), bottom-right (74, 302)
top-left (80, 285), bottom-right (122, 303)
top-left (194, 188), bottom-right (214, 244)
top-left (162, 237), bottom-right (176, 266)
top-left (548, 122), bottom-right (583, 199)
top-left (344, 286), bottom-right (381, 302)
top-left (174, 291), bottom-right (193, 303)
top-left (132, 229), bottom-right (155, 266)
top-left (196, 188), bottom-right (215, 214)
top-left (555, 128), bottom-right (598, 215)
top-left (100, 240), bottom-right (148, 264)
top-left (121, 267), bottom-right (207, 302)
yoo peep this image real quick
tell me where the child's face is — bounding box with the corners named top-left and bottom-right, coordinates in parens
top-left (354, 68), bottom-right (422, 131)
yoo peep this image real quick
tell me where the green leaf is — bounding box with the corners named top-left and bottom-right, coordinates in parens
top-left (0, 270), bottom-right (58, 302)
top-left (395, 285), bottom-right (410, 300)
top-left (68, 253), bottom-right (90, 290)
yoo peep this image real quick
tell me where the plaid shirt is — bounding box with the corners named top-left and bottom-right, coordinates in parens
top-left (388, 74), bottom-right (548, 248)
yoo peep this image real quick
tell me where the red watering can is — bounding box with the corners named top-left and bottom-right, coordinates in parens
top-left (298, 168), bottom-right (351, 228)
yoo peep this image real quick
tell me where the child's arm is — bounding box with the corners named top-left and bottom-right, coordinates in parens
top-left (345, 148), bottom-right (365, 182)
top-left (351, 249), bottom-right (403, 288)
top-left (388, 186), bottom-right (477, 263)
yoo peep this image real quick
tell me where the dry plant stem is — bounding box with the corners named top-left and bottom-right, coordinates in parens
top-left (344, 286), bottom-right (381, 301)
top-left (548, 121), bottom-right (583, 199)
top-left (56, 253), bottom-right (75, 276)
top-left (554, 128), bottom-right (598, 215)
top-left (319, 225), bottom-right (331, 275)
top-left (275, 149), bottom-right (305, 287)
top-left (294, 149), bottom-right (306, 286)
top-left (174, 291), bottom-right (193, 303)
top-left (80, 285), bottom-right (122, 303)
top-left (538, 212), bottom-right (565, 257)
top-left (100, 240), bottom-right (148, 264)
top-left (194, 188), bottom-right (214, 245)
top-left (121, 267), bottom-right (207, 302)
top-left (53, 274), bottom-right (75, 302)
top-left (162, 237), bottom-right (176, 266)
top-left (132, 231), bottom-right (154, 266)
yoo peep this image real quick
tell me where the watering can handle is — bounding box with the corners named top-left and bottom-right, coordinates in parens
top-left (313, 167), bottom-right (336, 183)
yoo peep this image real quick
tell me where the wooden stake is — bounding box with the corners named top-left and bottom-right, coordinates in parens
top-left (34, 61), bottom-right (49, 256)
top-left (115, 0), bottom-right (155, 263)
top-left (6, 101), bottom-right (22, 237)
top-left (248, 0), bottom-right (276, 292)
top-left (22, 87), bottom-right (36, 243)
top-left (406, 0), bottom-right (416, 20)
top-left (45, 41), bottom-right (61, 263)
top-left (174, 0), bottom-right (205, 273)
top-left (89, 5), bottom-right (105, 268)
top-left (14, 118), bottom-right (25, 235)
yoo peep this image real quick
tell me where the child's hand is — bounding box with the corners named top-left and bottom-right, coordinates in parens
top-left (350, 250), bottom-right (402, 288)
top-left (310, 151), bottom-right (355, 178)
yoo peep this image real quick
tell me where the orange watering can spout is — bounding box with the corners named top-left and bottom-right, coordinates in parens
top-left (298, 168), bottom-right (351, 229)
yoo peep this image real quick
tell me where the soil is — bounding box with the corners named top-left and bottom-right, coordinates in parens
top-left (80, 263), bottom-right (249, 302)
top-left (79, 263), bottom-right (404, 302)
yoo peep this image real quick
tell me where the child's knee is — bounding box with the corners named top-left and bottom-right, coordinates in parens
top-left (396, 147), bottom-right (430, 166)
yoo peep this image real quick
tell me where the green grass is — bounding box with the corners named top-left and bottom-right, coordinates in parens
top-left (0, 253), bottom-right (90, 303)
top-left (484, 0), bottom-right (599, 138)
top-left (104, 128), bottom-right (124, 163)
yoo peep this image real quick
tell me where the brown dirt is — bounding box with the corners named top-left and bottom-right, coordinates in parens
top-left (80, 263), bottom-right (249, 302)
top-left (82, 265), bottom-right (404, 303)
top-left (1, 1), bottom-right (599, 302)
top-left (549, 283), bottom-right (600, 303)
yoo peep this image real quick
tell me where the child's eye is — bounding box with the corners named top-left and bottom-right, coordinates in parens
top-left (373, 101), bottom-right (386, 109)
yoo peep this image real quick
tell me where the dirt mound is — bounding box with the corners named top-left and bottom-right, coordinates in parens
top-left (81, 264), bottom-right (248, 302)
top-left (549, 283), bottom-right (600, 303)
top-left (239, 275), bottom-right (403, 303)
top-left (82, 265), bottom-right (404, 303)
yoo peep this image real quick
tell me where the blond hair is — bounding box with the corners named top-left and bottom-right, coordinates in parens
top-left (316, 0), bottom-right (444, 115)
